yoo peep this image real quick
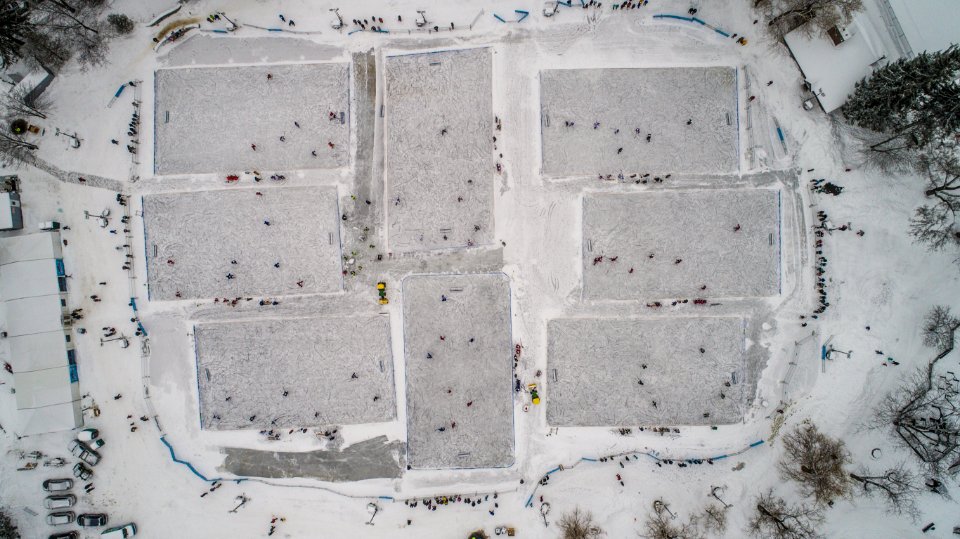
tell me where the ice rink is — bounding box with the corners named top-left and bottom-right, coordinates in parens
top-left (143, 186), bottom-right (343, 300)
top-left (402, 273), bottom-right (514, 469)
top-left (582, 189), bottom-right (780, 299)
top-left (384, 48), bottom-right (494, 252)
top-left (546, 317), bottom-right (747, 426)
top-left (154, 62), bottom-right (350, 175)
top-left (540, 67), bottom-right (739, 177)
top-left (194, 315), bottom-right (395, 430)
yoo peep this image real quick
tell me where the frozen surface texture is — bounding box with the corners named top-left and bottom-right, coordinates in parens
top-left (402, 273), bottom-right (514, 469)
top-left (384, 48), bottom-right (494, 253)
top-left (540, 67), bottom-right (739, 177)
top-left (143, 186), bottom-right (342, 300)
top-left (194, 315), bottom-right (395, 430)
top-left (547, 317), bottom-right (747, 426)
top-left (583, 189), bottom-right (780, 299)
top-left (154, 62), bottom-right (349, 175)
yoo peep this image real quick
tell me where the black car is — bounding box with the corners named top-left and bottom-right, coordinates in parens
top-left (77, 513), bottom-right (108, 527)
top-left (48, 532), bottom-right (78, 539)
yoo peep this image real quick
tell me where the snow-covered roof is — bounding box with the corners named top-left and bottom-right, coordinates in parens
top-left (0, 231), bottom-right (61, 263)
top-left (8, 330), bottom-right (72, 372)
top-left (13, 368), bottom-right (82, 435)
top-left (887, 0), bottom-right (960, 56)
top-left (0, 192), bottom-right (16, 230)
top-left (3, 295), bottom-right (65, 337)
top-left (0, 258), bottom-right (61, 299)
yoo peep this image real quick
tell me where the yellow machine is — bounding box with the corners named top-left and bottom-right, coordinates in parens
top-left (377, 282), bottom-right (389, 304)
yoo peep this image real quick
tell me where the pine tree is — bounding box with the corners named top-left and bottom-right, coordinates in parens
top-left (844, 46), bottom-right (960, 152)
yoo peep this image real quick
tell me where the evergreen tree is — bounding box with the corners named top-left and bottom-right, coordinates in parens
top-left (844, 46), bottom-right (960, 152)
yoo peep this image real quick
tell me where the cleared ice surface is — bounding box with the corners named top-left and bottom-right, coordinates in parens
top-left (154, 62), bottom-right (349, 175)
top-left (402, 273), bottom-right (514, 469)
top-left (547, 317), bottom-right (747, 426)
top-left (384, 48), bottom-right (494, 253)
top-left (540, 67), bottom-right (739, 177)
top-left (143, 186), bottom-right (342, 300)
top-left (194, 315), bottom-right (395, 430)
top-left (582, 189), bottom-right (780, 299)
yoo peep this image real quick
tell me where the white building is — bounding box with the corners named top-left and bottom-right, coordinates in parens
top-left (784, 0), bottom-right (960, 113)
top-left (0, 232), bottom-right (81, 436)
top-left (0, 192), bottom-right (23, 231)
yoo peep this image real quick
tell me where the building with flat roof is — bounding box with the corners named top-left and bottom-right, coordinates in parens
top-left (0, 232), bottom-right (81, 436)
top-left (0, 192), bottom-right (23, 231)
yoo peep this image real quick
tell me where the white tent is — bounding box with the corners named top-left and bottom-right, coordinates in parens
top-left (0, 232), bottom-right (82, 436)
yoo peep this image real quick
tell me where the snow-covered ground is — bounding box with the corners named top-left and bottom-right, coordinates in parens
top-left (547, 316), bottom-right (748, 426)
top-left (194, 315), bottom-right (396, 430)
top-left (402, 273), bottom-right (514, 469)
top-left (2, 0), bottom-right (960, 538)
top-left (384, 48), bottom-right (495, 253)
top-left (582, 187), bottom-right (781, 299)
top-left (154, 62), bottom-right (350, 175)
top-left (142, 186), bottom-right (343, 300)
top-left (540, 66), bottom-right (739, 177)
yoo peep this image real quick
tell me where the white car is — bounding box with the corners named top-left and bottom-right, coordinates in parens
top-left (68, 439), bottom-right (101, 466)
top-left (44, 495), bottom-right (76, 510)
top-left (43, 478), bottom-right (73, 492)
top-left (46, 511), bottom-right (75, 526)
top-left (101, 523), bottom-right (137, 538)
top-left (76, 428), bottom-right (99, 442)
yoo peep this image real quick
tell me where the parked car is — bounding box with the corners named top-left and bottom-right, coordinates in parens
top-left (78, 513), bottom-right (108, 527)
top-left (72, 462), bottom-right (92, 481)
top-left (43, 479), bottom-right (73, 492)
top-left (44, 495), bottom-right (76, 510)
top-left (76, 428), bottom-right (99, 442)
top-left (68, 439), bottom-right (101, 466)
top-left (101, 523), bottom-right (136, 538)
top-left (46, 512), bottom-right (75, 526)
top-left (88, 438), bottom-right (105, 449)
top-left (48, 531), bottom-right (78, 539)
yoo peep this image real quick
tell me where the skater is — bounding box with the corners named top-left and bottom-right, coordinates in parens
top-left (251, 144), bottom-right (257, 151)
top-left (646, 134), bottom-right (651, 142)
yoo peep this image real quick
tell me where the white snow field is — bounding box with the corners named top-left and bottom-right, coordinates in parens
top-left (547, 317), bottom-right (747, 426)
top-left (143, 186), bottom-right (343, 300)
top-left (384, 48), bottom-right (494, 253)
top-left (540, 67), bottom-right (739, 177)
top-left (194, 315), bottom-right (395, 430)
top-left (154, 62), bottom-right (350, 175)
top-left (402, 273), bottom-right (514, 469)
top-left (582, 189), bottom-right (781, 299)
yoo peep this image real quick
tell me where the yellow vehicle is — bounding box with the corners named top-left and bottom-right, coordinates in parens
top-left (528, 383), bottom-right (540, 405)
top-left (377, 282), bottom-right (389, 304)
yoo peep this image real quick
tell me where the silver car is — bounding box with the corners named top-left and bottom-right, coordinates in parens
top-left (72, 462), bottom-right (92, 481)
top-left (44, 495), bottom-right (76, 510)
top-left (46, 511), bottom-right (75, 526)
top-left (68, 439), bottom-right (101, 466)
top-left (42, 479), bottom-right (73, 492)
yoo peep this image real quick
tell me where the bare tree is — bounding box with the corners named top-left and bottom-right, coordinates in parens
top-left (922, 306), bottom-right (960, 351)
top-left (699, 503), bottom-right (728, 536)
top-left (0, 507), bottom-right (20, 539)
top-left (849, 462), bottom-right (921, 519)
top-left (3, 84), bottom-right (53, 120)
top-left (0, 130), bottom-right (39, 167)
top-left (910, 152), bottom-right (960, 265)
top-left (778, 423), bottom-right (852, 505)
top-left (874, 362), bottom-right (960, 478)
top-left (764, 0), bottom-right (863, 39)
top-left (747, 490), bottom-right (824, 539)
top-left (559, 507), bottom-right (605, 539)
top-left (641, 509), bottom-right (700, 539)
